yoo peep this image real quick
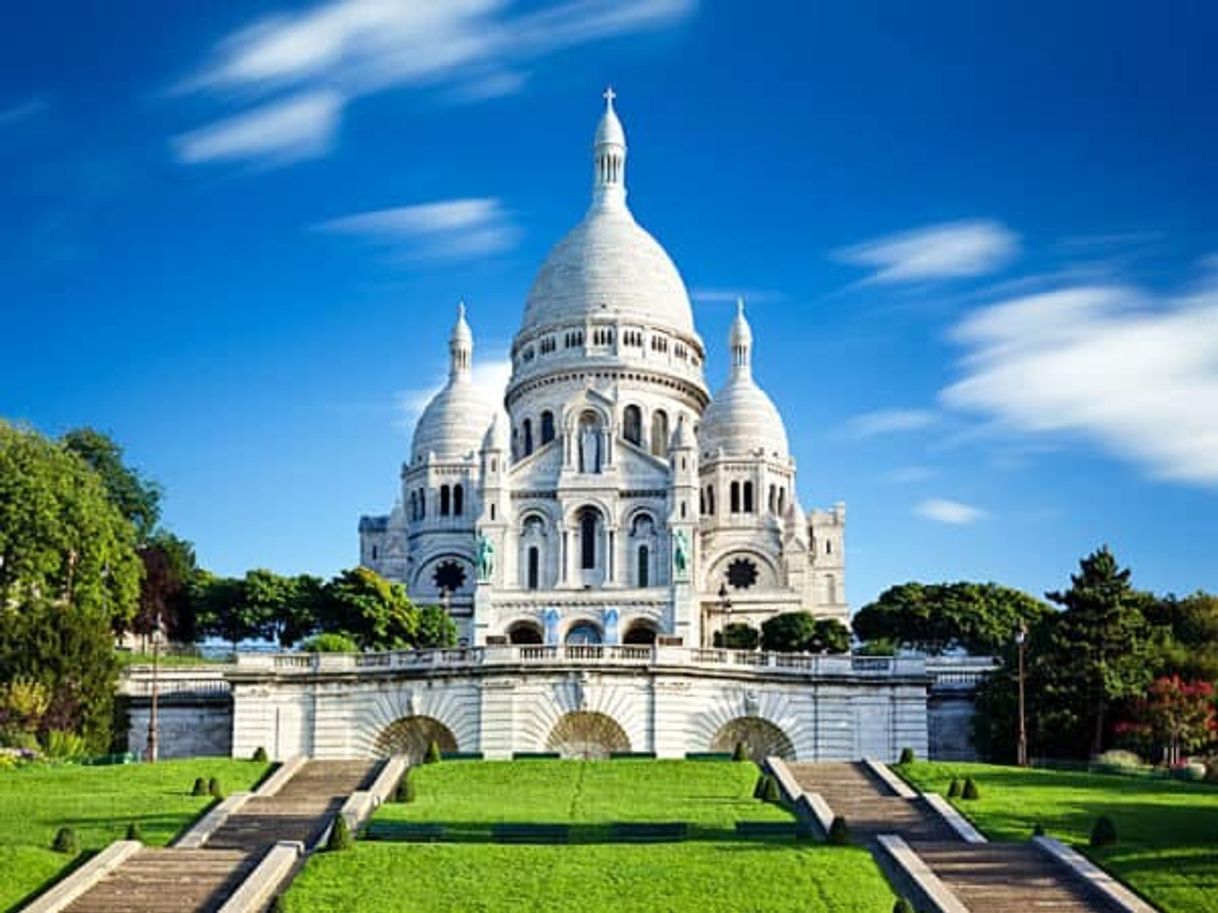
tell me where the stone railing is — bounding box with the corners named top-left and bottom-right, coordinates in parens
top-left (924, 656), bottom-right (999, 690)
top-left (230, 646), bottom-right (934, 679)
top-left (118, 666), bottom-right (233, 697)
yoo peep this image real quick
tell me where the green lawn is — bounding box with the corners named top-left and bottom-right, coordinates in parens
top-left (899, 761), bottom-right (1218, 913)
top-left (283, 841), bottom-right (894, 913)
top-left (115, 650), bottom-right (233, 668)
top-left (0, 758), bottom-right (270, 912)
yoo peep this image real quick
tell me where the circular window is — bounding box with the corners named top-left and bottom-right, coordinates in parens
top-left (432, 560), bottom-right (467, 594)
top-left (726, 558), bottom-right (758, 590)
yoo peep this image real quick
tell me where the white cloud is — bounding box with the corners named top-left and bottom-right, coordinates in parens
top-left (315, 198), bottom-right (519, 261)
top-left (0, 96), bottom-right (48, 128)
top-left (397, 355), bottom-right (512, 426)
top-left (847, 408), bottom-right (938, 438)
top-left (941, 282), bottom-right (1218, 487)
top-left (689, 288), bottom-right (787, 304)
top-left (175, 0), bottom-right (693, 165)
top-left (173, 90), bottom-right (342, 165)
top-left (837, 219), bottom-right (1019, 285)
top-left (885, 465), bottom-right (936, 483)
top-left (915, 498), bottom-right (985, 525)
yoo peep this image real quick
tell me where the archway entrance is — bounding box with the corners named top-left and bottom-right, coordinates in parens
top-left (710, 716), bottom-right (795, 762)
top-left (374, 715), bottom-right (458, 762)
top-left (508, 621), bottom-right (543, 644)
top-left (546, 711), bottom-right (630, 759)
top-left (622, 622), bottom-right (657, 645)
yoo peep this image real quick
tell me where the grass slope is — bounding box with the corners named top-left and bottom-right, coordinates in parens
top-left (284, 842), bottom-right (893, 913)
top-left (0, 758), bottom-right (270, 912)
top-left (899, 761), bottom-right (1218, 913)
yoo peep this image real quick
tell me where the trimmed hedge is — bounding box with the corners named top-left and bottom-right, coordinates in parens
top-left (1090, 815), bottom-right (1117, 848)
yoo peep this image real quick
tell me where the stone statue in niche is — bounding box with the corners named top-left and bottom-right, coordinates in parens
top-left (476, 534), bottom-right (495, 582)
top-left (673, 529), bottom-right (690, 581)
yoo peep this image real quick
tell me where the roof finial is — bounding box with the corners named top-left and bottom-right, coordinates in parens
top-left (729, 297), bottom-right (753, 378)
top-left (449, 300), bottom-right (473, 380)
top-left (592, 88), bottom-right (627, 209)
top-left (603, 86), bottom-right (616, 109)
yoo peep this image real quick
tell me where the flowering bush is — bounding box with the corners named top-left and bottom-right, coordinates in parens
top-left (1117, 676), bottom-right (1216, 767)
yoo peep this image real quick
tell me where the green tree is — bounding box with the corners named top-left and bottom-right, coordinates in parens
top-left (1045, 546), bottom-right (1153, 756)
top-left (1144, 592), bottom-right (1218, 682)
top-left (190, 573), bottom-right (262, 649)
top-left (134, 531), bottom-right (198, 644)
top-left (319, 567), bottom-right (419, 650)
top-left (714, 622), bottom-right (760, 650)
top-left (809, 618), bottom-right (851, 654)
top-left (415, 602), bottom-right (458, 649)
top-left (61, 428), bottom-right (162, 544)
top-left (0, 423), bottom-right (141, 748)
top-left (760, 612), bottom-right (817, 652)
top-left (853, 581), bottom-right (1051, 655)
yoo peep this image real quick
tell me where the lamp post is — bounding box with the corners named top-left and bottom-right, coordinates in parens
top-left (717, 583), bottom-right (732, 650)
top-left (146, 611), bottom-right (163, 763)
top-left (1015, 623), bottom-right (1028, 768)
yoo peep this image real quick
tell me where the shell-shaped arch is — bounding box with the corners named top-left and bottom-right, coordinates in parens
top-left (374, 715), bottom-right (458, 762)
top-left (710, 717), bottom-right (795, 762)
top-left (546, 711), bottom-right (631, 758)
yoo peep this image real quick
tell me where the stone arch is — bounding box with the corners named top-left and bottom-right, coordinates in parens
top-left (506, 618), bottom-right (544, 644)
top-left (412, 551), bottom-right (474, 599)
top-left (546, 711), bottom-right (631, 759)
top-left (622, 618), bottom-right (658, 645)
top-left (374, 715), bottom-right (458, 762)
top-left (703, 547), bottom-right (781, 593)
top-left (563, 618), bottom-right (603, 645)
top-left (710, 716), bottom-right (795, 762)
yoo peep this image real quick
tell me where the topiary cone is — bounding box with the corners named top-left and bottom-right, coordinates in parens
top-left (827, 816), bottom-right (851, 846)
top-left (947, 778), bottom-right (962, 799)
top-left (126, 822), bottom-right (143, 842)
top-left (961, 778), bottom-right (980, 800)
top-left (191, 777), bottom-right (208, 797)
top-left (760, 774), bottom-right (783, 803)
top-left (424, 741), bottom-right (442, 764)
top-left (52, 827), bottom-right (78, 854)
top-left (893, 899), bottom-right (916, 913)
top-left (327, 815), bottom-right (353, 852)
top-left (1090, 815), bottom-right (1117, 848)
top-left (732, 741), bottom-right (750, 762)
top-left (395, 771), bottom-right (416, 803)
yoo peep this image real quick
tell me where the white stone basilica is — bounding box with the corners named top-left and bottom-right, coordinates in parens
top-left (359, 93), bottom-right (847, 651)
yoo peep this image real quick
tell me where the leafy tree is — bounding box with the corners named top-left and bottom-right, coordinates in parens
top-left (319, 567), bottom-right (419, 650)
top-left (1118, 676), bottom-right (1216, 766)
top-left (760, 612), bottom-right (817, 652)
top-left (809, 618), bottom-right (851, 654)
top-left (301, 632), bottom-right (359, 653)
top-left (1144, 592), bottom-right (1218, 682)
top-left (61, 428), bottom-right (162, 543)
top-left (0, 423), bottom-right (140, 749)
top-left (190, 573), bottom-right (263, 649)
top-left (714, 622), bottom-right (760, 650)
top-left (415, 601), bottom-right (458, 650)
top-left (853, 581), bottom-right (1051, 655)
top-left (133, 531), bottom-right (198, 644)
top-left (1044, 547), bottom-right (1153, 757)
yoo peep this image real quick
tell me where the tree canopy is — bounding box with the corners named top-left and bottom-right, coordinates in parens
top-left (61, 428), bottom-right (162, 544)
top-left (853, 581), bottom-right (1052, 655)
top-left (760, 612), bottom-right (850, 654)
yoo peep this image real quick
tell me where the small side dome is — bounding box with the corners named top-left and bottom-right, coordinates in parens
top-left (670, 414), bottom-right (696, 451)
top-left (481, 411), bottom-right (509, 452)
top-left (783, 498), bottom-right (808, 545)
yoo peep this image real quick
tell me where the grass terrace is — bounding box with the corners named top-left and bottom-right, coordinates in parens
top-left (899, 760), bottom-right (1218, 913)
top-left (0, 758), bottom-right (271, 913)
top-left (283, 759), bottom-right (897, 913)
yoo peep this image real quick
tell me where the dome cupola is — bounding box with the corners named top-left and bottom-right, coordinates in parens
top-left (411, 303), bottom-right (496, 464)
top-left (699, 299), bottom-right (790, 460)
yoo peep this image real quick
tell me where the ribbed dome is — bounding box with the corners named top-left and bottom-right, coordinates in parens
top-left (700, 300), bottom-right (789, 460)
top-left (700, 378), bottom-right (789, 459)
top-left (411, 378), bottom-right (495, 463)
top-left (521, 206), bottom-right (695, 335)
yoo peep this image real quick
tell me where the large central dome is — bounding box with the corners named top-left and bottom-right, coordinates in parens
top-left (521, 206), bottom-right (695, 336)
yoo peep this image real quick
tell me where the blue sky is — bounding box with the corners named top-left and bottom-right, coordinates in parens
top-left (3, 0), bottom-right (1217, 608)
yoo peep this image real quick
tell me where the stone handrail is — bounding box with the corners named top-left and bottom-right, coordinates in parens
top-left (117, 666), bottom-right (233, 697)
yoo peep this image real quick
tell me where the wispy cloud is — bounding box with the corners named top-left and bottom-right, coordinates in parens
top-left (315, 198), bottom-right (519, 261)
top-left (397, 354), bottom-right (512, 427)
top-left (941, 281), bottom-right (1218, 487)
top-left (0, 95), bottom-right (49, 129)
top-left (690, 288), bottom-right (787, 305)
top-left (836, 219), bottom-right (1019, 285)
top-left (173, 90), bottom-right (342, 165)
top-left (847, 408), bottom-right (938, 438)
top-left (174, 0), bottom-right (693, 166)
top-left (885, 465), bottom-right (936, 483)
top-left (916, 498), bottom-right (985, 525)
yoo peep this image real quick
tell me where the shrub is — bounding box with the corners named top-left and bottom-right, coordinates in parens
top-left (191, 777), bottom-right (208, 796)
top-left (43, 729), bottom-right (87, 761)
top-left (827, 816), bottom-right (851, 846)
top-left (1032, 822), bottom-right (1045, 837)
top-left (898, 747), bottom-right (915, 765)
top-left (301, 632), bottom-right (359, 654)
top-left (424, 741), bottom-right (442, 764)
top-left (758, 774), bottom-right (782, 803)
top-left (208, 777), bottom-right (224, 799)
top-left (732, 741), bottom-right (750, 762)
top-left (961, 778), bottom-right (980, 800)
top-left (52, 827), bottom-right (78, 854)
top-left (326, 816), bottom-right (353, 852)
top-left (947, 778), bottom-right (962, 798)
top-left (126, 822), bottom-right (143, 841)
top-left (269, 897), bottom-right (287, 913)
top-left (1093, 749), bottom-right (1143, 774)
top-left (395, 771), bottom-right (415, 803)
top-left (1090, 815), bottom-right (1117, 848)
top-left (253, 746), bottom-right (268, 763)
top-left (893, 899), bottom-right (916, 913)
top-left (1171, 761), bottom-right (1207, 782)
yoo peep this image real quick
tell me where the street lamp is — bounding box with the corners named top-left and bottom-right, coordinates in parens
top-left (1015, 623), bottom-right (1028, 768)
top-left (717, 583), bottom-right (732, 651)
top-left (145, 611), bottom-right (163, 763)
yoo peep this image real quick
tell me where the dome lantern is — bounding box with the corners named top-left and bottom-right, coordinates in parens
top-left (450, 301), bottom-right (473, 380)
top-left (592, 87), bottom-right (627, 210)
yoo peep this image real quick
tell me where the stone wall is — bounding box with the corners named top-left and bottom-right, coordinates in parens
top-left (125, 696), bottom-right (233, 759)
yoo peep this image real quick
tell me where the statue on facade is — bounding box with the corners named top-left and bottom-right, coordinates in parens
top-left (476, 534), bottom-right (495, 582)
top-left (578, 423), bottom-right (601, 473)
top-left (673, 529), bottom-right (690, 581)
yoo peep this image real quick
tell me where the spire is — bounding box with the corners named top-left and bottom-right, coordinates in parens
top-left (729, 297), bottom-right (753, 378)
top-left (592, 87), bottom-right (627, 210)
top-left (449, 301), bottom-right (473, 380)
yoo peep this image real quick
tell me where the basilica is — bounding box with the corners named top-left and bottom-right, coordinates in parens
top-left (358, 93), bottom-right (847, 651)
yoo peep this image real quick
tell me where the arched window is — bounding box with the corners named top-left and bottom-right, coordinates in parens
top-left (623, 405), bottom-right (642, 445)
top-left (778, 488), bottom-right (785, 515)
top-left (707, 485), bottom-right (715, 515)
top-left (409, 491), bottom-right (417, 521)
top-left (522, 419), bottom-right (534, 456)
top-left (743, 481), bottom-right (754, 513)
top-left (826, 539), bottom-right (833, 555)
top-left (440, 485), bottom-right (451, 516)
top-left (540, 411), bottom-right (555, 445)
top-left (371, 545), bottom-right (378, 560)
top-left (700, 490), bottom-right (705, 515)
top-left (580, 508), bottom-right (598, 570)
top-left (453, 483), bottom-right (464, 516)
top-left (825, 573), bottom-right (837, 604)
top-left (730, 481), bottom-right (740, 513)
top-left (490, 503), bottom-right (496, 521)
top-left (417, 488), bottom-right (426, 519)
top-left (650, 409), bottom-right (669, 457)
top-left (637, 545), bottom-right (649, 587)
top-left (768, 485), bottom-right (776, 513)
top-left (527, 547), bottom-right (540, 590)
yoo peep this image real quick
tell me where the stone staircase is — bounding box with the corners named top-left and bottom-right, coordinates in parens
top-left (786, 761), bottom-right (1125, 913)
top-left (61, 759), bottom-right (382, 913)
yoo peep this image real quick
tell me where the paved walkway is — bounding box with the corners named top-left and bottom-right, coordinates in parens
top-left (787, 761), bottom-right (1124, 913)
top-left (63, 760), bottom-right (382, 913)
